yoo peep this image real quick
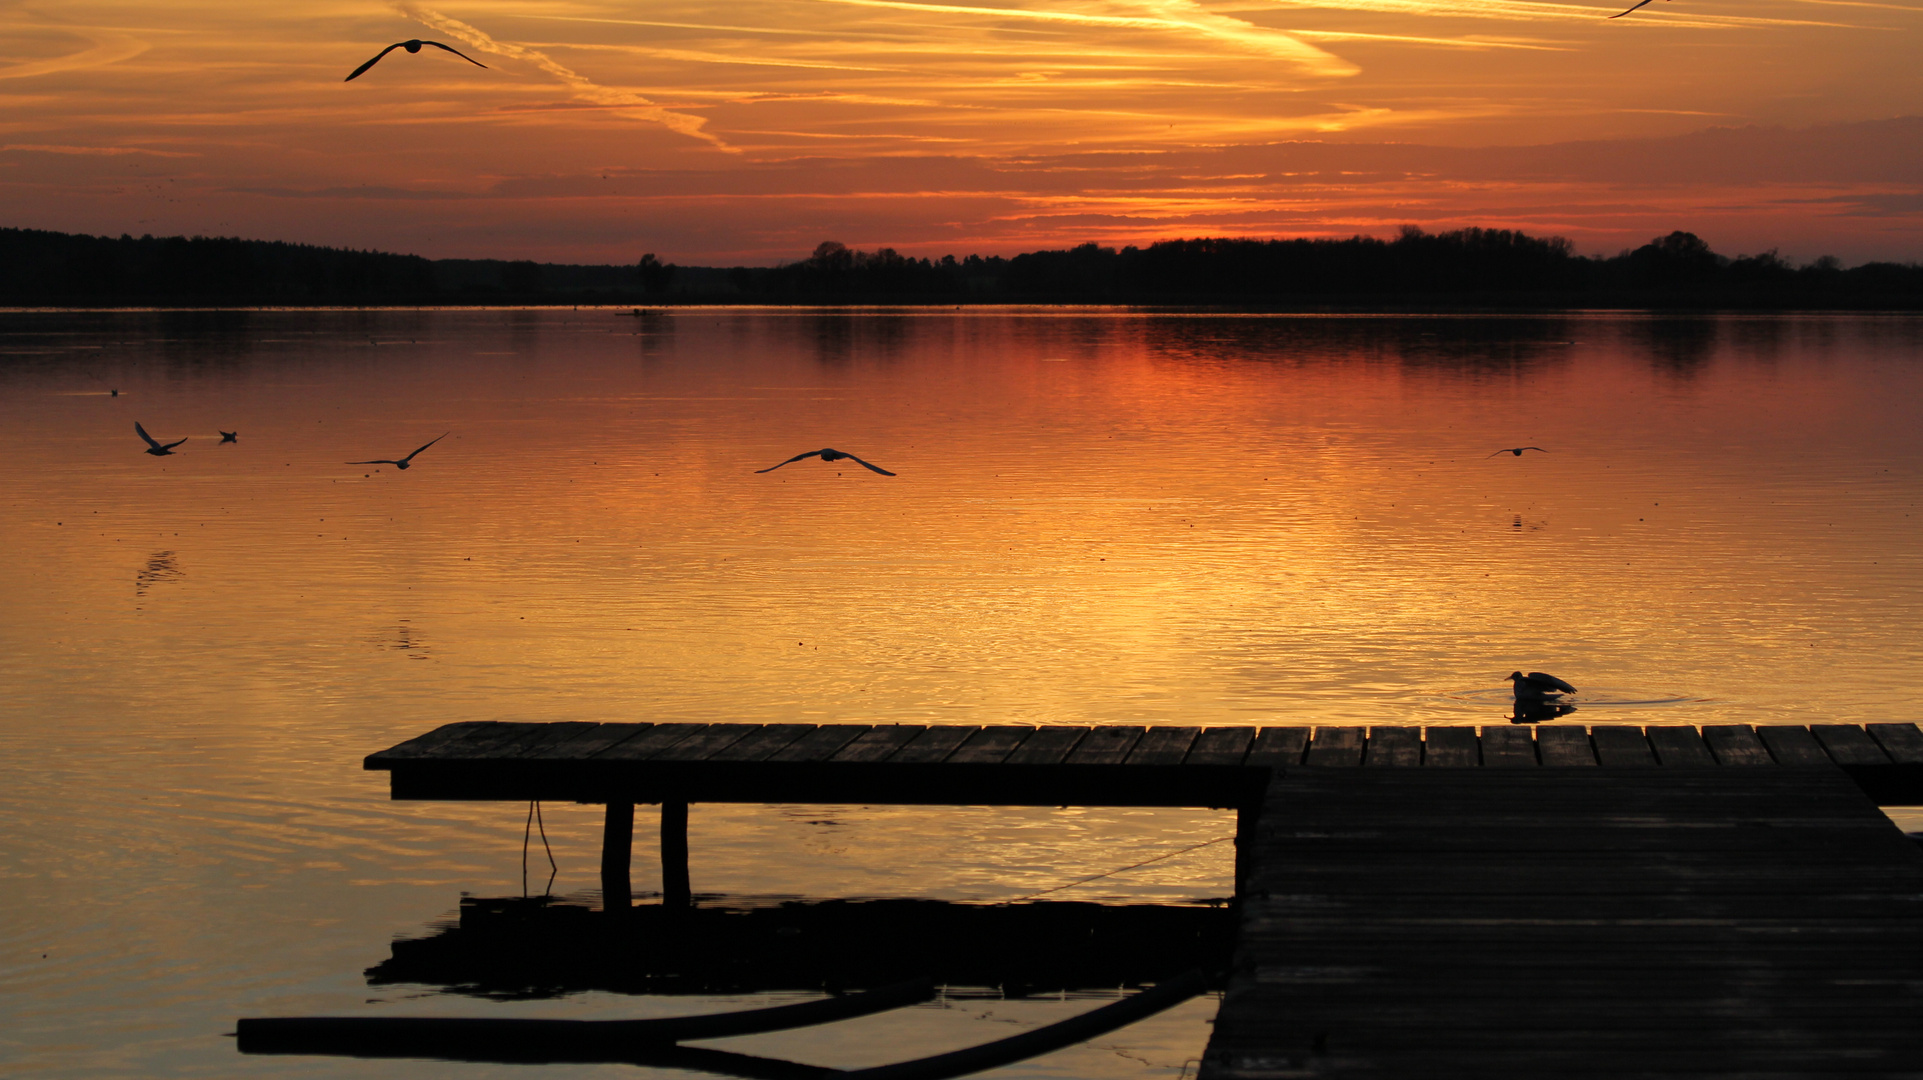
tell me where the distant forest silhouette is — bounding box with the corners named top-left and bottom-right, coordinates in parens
top-left (3, 225), bottom-right (1918, 309)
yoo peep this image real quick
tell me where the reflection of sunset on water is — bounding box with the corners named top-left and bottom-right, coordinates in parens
top-left (5, 309), bottom-right (1922, 1077)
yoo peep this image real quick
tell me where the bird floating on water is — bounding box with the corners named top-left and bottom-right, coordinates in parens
top-left (220, 431), bottom-right (238, 443)
top-left (345, 40), bottom-right (487, 82)
top-left (1488, 446), bottom-right (1548, 457)
top-left (349, 432), bottom-right (447, 471)
top-left (1509, 671), bottom-right (1578, 701)
top-left (135, 421), bottom-right (186, 456)
top-left (757, 448), bottom-right (896, 476)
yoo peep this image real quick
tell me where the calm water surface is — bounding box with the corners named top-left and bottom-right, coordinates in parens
top-left (4, 308), bottom-right (1921, 1078)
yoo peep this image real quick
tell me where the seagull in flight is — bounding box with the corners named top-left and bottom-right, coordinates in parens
top-left (1608, 0), bottom-right (1663, 16)
top-left (220, 431), bottom-right (238, 443)
top-left (756, 448), bottom-right (896, 476)
top-left (136, 422), bottom-right (186, 456)
top-left (349, 433), bottom-right (448, 471)
top-left (1488, 446), bottom-right (1548, 457)
top-left (1509, 671), bottom-right (1578, 701)
top-left (345, 40), bottom-right (487, 82)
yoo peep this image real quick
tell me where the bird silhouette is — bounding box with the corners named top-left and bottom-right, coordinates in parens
top-left (220, 431), bottom-right (238, 443)
top-left (1509, 671), bottom-right (1578, 700)
top-left (349, 433), bottom-right (448, 470)
top-left (756, 448), bottom-right (895, 476)
top-left (1488, 447), bottom-right (1548, 457)
top-left (1608, 0), bottom-right (1663, 16)
top-left (345, 40), bottom-right (487, 82)
top-left (135, 421), bottom-right (186, 456)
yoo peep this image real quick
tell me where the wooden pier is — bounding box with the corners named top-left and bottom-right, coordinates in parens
top-left (367, 721), bottom-right (1923, 1078)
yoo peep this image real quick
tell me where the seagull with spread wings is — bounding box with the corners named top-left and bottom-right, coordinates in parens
top-left (1488, 446), bottom-right (1549, 457)
top-left (349, 433), bottom-right (448, 471)
top-left (345, 40), bottom-right (488, 82)
top-left (136, 422), bottom-right (187, 456)
top-left (1609, 0), bottom-right (1664, 17)
top-left (756, 448), bottom-right (896, 476)
top-left (1509, 671), bottom-right (1578, 701)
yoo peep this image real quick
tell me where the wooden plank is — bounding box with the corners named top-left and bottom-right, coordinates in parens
top-left (1005, 726), bottom-right (1089, 765)
top-left (1244, 727), bottom-right (1309, 767)
top-left (366, 722), bottom-right (495, 763)
top-left (1811, 724), bottom-right (1892, 765)
top-left (1757, 725), bottom-right (1831, 765)
top-left (1364, 727), bottom-right (1422, 767)
top-left (828, 725), bottom-right (924, 763)
top-left (1065, 726), bottom-right (1146, 765)
top-left (1590, 726), bottom-right (1656, 768)
top-left (1867, 722), bottom-right (1923, 764)
top-left (522, 723), bottom-right (655, 760)
top-left (430, 723), bottom-right (556, 759)
top-left (766, 725), bottom-right (870, 763)
top-left (1185, 727), bottom-right (1254, 766)
top-left (595, 723), bottom-right (708, 761)
top-left (1701, 725), bottom-right (1772, 766)
top-left (652, 724), bottom-right (757, 762)
top-left (886, 725), bottom-right (976, 764)
top-left (1305, 727), bottom-right (1366, 767)
top-left (948, 726), bottom-right (1035, 765)
top-left (1535, 726), bottom-right (1595, 767)
top-left (1127, 726), bottom-right (1201, 765)
top-left (1480, 726), bottom-right (1537, 768)
top-left (1206, 766), bottom-right (1923, 1080)
top-left (1645, 726), bottom-right (1717, 768)
top-left (1423, 727), bottom-right (1479, 767)
top-left (706, 724), bottom-right (814, 763)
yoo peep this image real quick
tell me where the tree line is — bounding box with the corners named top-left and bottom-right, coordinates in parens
top-left (2, 225), bottom-right (1917, 308)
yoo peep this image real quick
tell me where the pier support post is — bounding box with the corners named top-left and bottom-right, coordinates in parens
top-left (662, 799), bottom-right (691, 908)
top-left (1234, 803), bottom-right (1256, 898)
top-left (601, 801), bottom-right (633, 916)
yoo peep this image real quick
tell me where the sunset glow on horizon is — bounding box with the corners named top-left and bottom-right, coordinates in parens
top-left (3, 0), bottom-right (1920, 263)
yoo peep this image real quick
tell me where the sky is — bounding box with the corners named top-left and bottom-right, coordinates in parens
top-left (2, 0), bottom-right (1921, 264)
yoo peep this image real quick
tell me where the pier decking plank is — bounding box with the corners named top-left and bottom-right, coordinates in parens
top-left (1646, 725), bottom-right (1716, 767)
top-left (1203, 766), bottom-right (1923, 1079)
top-left (1305, 727), bottom-right (1364, 767)
top-left (1870, 722), bottom-right (1923, 763)
top-left (1184, 727), bottom-right (1253, 766)
top-left (1535, 726), bottom-right (1595, 766)
top-left (1363, 726), bottom-right (1421, 767)
top-left (1701, 724), bottom-right (1770, 765)
top-left (829, 725), bottom-right (923, 763)
top-left (1758, 724), bottom-right (1830, 765)
top-left (1005, 726), bottom-right (1088, 765)
top-left (1244, 728), bottom-right (1308, 767)
top-left (1423, 727), bottom-right (1477, 767)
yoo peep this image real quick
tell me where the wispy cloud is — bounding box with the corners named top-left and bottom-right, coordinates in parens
top-left (1, 142), bottom-right (194, 156)
top-left (0, 32), bottom-right (147, 80)
top-left (394, 4), bottom-right (737, 151)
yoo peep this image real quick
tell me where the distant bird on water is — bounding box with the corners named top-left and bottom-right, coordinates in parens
top-left (220, 431), bottom-right (238, 443)
top-left (757, 448), bottom-right (896, 476)
top-left (135, 421), bottom-right (186, 456)
top-left (349, 432), bottom-right (447, 471)
top-left (344, 40), bottom-right (487, 82)
top-left (1509, 671), bottom-right (1578, 701)
top-left (1488, 446), bottom-right (1548, 457)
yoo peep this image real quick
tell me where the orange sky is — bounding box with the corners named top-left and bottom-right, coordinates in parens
top-left (3, 0), bottom-right (1920, 263)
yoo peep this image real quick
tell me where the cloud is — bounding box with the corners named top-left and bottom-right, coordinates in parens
top-left (394, 4), bottom-right (737, 151)
top-left (0, 32), bottom-right (148, 80)
top-left (810, 0), bottom-right (1360, 74)
top-left (2, 143), bottom-right (194, 156)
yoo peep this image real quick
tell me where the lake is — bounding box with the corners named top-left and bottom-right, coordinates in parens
top-left (3, 307), bottom-right (1921, 1078)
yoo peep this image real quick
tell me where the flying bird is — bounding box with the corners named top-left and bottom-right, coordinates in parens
top-left (135, 421), bottom-right (186, 456)
top-left (756, 448), bottom-right (896, 476)
top-left (1488, 446), bottom-right (1548, 457)
top-left (1609, 0), bottom-right (1663, 16)
top-left (220, 431), bottom-right (238, 443)
top-left (1509, 671), bottom-right (1578, 700)
top-left (349, 432), bottom-right (448, 471)
top-left (345, 40), bottom-right (487, 82)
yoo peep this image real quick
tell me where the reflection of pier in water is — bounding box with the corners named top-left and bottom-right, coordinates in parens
top-left (372, 895), bottom-right (1234, 999)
